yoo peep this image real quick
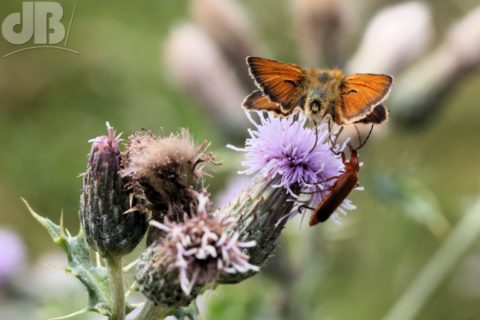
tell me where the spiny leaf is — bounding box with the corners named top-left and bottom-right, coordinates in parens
top-left (23, 198), bottom-right (114, 316)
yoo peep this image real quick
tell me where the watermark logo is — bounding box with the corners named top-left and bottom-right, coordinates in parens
top-left (1, 1), bottom-right (78, 58)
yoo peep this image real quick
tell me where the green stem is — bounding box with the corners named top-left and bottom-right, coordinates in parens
top-left (106, 256), bottom-right (125, 320)
top-left (135, 300), bottom-right (172, 320)
top-left (383, 200), bottom-right (480, 320)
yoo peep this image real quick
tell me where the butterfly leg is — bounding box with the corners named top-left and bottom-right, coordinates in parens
top-left (308, 120), bottom-right (319, 154)
top-left (328, 120), bottom-right (344, 155)
top-left (351, 124), bottom-right (374, 150)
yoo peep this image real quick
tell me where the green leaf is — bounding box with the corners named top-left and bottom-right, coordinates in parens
top-left (22, 198), bottom-right (136, 317)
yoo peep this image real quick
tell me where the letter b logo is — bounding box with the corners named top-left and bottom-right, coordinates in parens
top-left (2, 2), bottom-right (65, 45)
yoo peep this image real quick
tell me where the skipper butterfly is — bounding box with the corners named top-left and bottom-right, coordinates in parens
top-left (243, 56), bottom-right (392, 125)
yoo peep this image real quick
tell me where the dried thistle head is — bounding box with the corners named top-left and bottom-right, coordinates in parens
top-left (121, 129), bottom-right (197, 194)
top-left (120, 128), bottom-right (214, 244)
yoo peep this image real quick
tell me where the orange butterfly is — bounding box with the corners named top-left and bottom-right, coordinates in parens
top-left (242, 56), bottom-right (393, 125)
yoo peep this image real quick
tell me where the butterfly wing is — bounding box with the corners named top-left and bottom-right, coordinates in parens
top-left (247, 56), bottom-right (307, 114)
top-left (242, 90), bottom-right (289, 116)
top-left (355, 104), bottom-right (389, 124)
top-left (336, 74), bottom-right (393, 124)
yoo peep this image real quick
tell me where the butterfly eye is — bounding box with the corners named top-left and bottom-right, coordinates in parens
top-left (310, 100), bottom-right (321, 113)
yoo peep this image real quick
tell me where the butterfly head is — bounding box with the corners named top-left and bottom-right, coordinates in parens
top-left (304, 88), bottom-right (333, 122)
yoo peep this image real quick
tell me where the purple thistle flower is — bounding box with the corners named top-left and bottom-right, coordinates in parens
top-left (0, 229), bottom-right (25, 288)
top-left (229, 113), bottom-right (358, 222)
top-left (137, 194), bottom-right (258, 301)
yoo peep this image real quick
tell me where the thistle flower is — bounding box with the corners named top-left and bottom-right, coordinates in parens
top-left (290, 0), bottom-right (346, 66)
top-left (212, 114), bottom-right (356, 285)
top-left (80, 123), bottom-right (147, 258)
top-left (392, 6), bottom-right (480, 125)
top-left (0, 229), bottom-right (25, 288)
top-left (136, 193), bottom-right (257, 307)
top-left (228, 113), bottom-right (355, 222)
top-left (347, 1), bottom-right (433, 74)
top-left (163, 24), bottom-right (247, 138)
top-left (190, 0), bottom-right (258, 74)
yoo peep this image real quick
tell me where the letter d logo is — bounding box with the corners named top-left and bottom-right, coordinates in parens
top-left (2, 2), bottom-right (34, 45)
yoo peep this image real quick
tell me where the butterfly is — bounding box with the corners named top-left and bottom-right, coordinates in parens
top-left (242, 56), bottom-right (393, 125)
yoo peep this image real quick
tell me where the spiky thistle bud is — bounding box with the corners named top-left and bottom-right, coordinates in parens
top-left (80, 123), bottom-right (147, 258)
top-left (136, 193), bottom-right (257, 307)
top-left (120, 129), bottom-right (213, 244)
top-left (215, 175), bottom-right (297, 284)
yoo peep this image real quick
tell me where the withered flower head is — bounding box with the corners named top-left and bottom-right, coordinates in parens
top-left (136, 193), bottom-right (257, 307)
top-left (120, 129), bottom-right (212, 227)
top-left (121, 129), bottom-right (196, 192)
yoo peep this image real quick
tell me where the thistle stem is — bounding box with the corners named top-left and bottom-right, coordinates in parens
top-left (383, 200), bottom-right (480, 320)
top-left (135, 300), bottom-right (172, 320)
top-left (106, 256), bottom-right (125, 320)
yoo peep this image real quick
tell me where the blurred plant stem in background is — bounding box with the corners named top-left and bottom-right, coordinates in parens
top-left (190, 0), bottom-right (260, 85)
top-left (290, 0), bottom-right (347, 67)
top-left (346, 1), bottom-right (433, 74)
top-left (373, 174), bottom-right (451, 239)
top-left (384, 200), bottom-right (480, 320)
top-left (391, 7), bottom-right (480, 126)
top-left (163, 23), bottom-right (248, 140)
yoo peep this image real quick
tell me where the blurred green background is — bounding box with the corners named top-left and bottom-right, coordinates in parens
top-left (1, 0), bottom-right (480, 319)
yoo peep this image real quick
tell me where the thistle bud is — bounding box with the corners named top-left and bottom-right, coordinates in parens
top-left (216, 176), bottom-right (297, 284)
top-left (346, 1), bottom-right (433, 74)
top-left (80, 123), bottom-right (147, 258)
top-left (163, 24), bottom-right (248, 138)
top-left (136, 193), bottom-right (257, 307)
top-left (391, 6), bottom-right (480, 125)
top-left (290, 0), bottom-right (346, 66)
top-left (190, 0), bottom-right (258, 78)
